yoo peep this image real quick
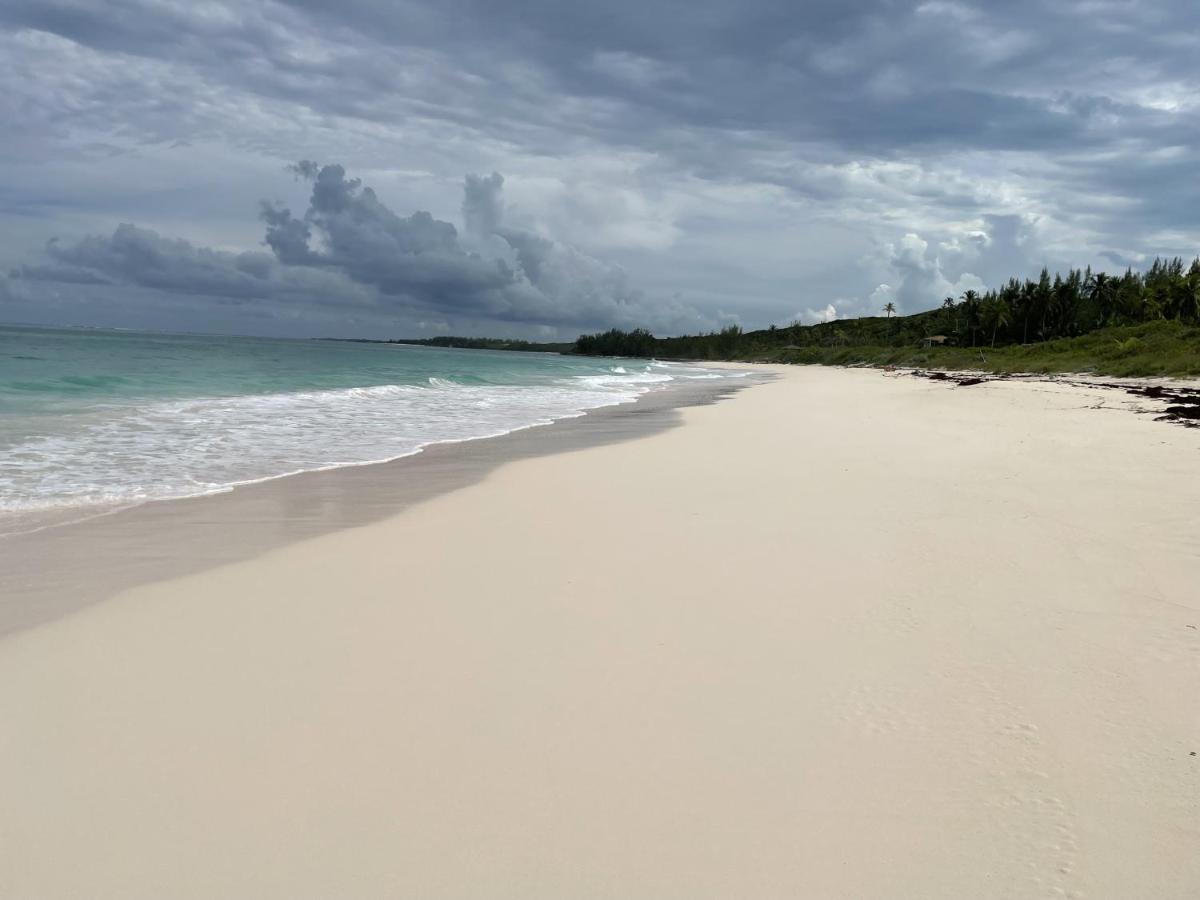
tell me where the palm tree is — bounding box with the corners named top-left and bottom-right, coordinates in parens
top-left (960, 289), bottom-right (981, 346)
top-left (883, 302), bottom-right (896, 318)
top-left (981, 296), bottom-right (1013, 348)
top-left (941, 296), bottom-right (956, 333)
top-left (1033, 268), bottom-right (1052, 339)
top-left (1185, 259), bottom-right (1200, 323)
top-left (1088, 272), bottom-right (1113, 325)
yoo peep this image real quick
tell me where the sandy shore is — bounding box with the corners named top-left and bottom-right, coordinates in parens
top-left (2, 366), bottom-right (1198, 898)
top-left (0, 377), bottom-right (744, 636)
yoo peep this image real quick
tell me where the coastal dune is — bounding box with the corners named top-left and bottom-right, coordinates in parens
top-left (2, 366), bottom-right (1198, 898)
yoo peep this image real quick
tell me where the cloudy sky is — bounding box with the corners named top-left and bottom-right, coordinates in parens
top-left (1, 0), bottom-right (1197, 339)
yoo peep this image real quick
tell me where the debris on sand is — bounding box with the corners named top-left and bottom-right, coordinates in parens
top-left (906, 370), bottom-right (1200, 428)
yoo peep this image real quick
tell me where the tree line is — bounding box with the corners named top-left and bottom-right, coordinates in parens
top-left (366, 336), bottom-right (573, 353)
top-left (572, 257), bottom-right (1200, 359)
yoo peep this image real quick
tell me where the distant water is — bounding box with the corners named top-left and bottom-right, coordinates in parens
top-left (0, 325), bottom-right (734, 535)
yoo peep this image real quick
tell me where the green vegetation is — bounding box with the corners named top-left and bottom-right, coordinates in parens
top-left (573, 257), bottom-right (1200, 377)
top-left (571, 328), bottom-right (666, 358)
top-left (767, 321), bottom-right (1200, 378)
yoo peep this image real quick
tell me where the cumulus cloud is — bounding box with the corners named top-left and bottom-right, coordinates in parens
top-left (820, 224), bottom-right (1011, 321)
top-left (14, 162), bottom-right (708, 336)
top-left (877, 232), bottom-right (986, 310)
top-left (797, 301), bottom-right (850, 325)
top-left (20, 222), bottom-right (373, 308)
top-left (868, 283), bottom-right (896, 313)
top-left (260, 163), bottom-right (527, 317)
top-left (462, 172), bottom-right (505, 238)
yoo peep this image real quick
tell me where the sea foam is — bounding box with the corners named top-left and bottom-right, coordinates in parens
top-left (0, 357), bottom-right (729, 535)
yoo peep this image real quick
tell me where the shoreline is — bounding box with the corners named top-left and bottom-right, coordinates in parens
top-left (0, 378), bottom-right (703, 542)
top-left (0, 374), bottom-right (761, 637)
top-left (2, 365), bottom-right (1197, 898)
top-left (0, 352), bottom-right (741, 541)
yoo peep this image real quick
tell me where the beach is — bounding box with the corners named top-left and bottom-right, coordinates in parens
top-left (2, 365), bottom-right (1198, 898)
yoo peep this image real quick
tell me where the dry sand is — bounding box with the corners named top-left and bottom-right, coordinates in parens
top-left (1, 366), bottom-right (1198, 899)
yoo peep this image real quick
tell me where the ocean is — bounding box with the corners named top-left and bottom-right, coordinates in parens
top-left (0, 324), bottom-right (733, 535)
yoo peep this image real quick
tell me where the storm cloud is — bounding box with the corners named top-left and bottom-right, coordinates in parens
top-left (14, 163), bottom-right (708, 335)
top-left (1, 0), bottom-right (1198, 336)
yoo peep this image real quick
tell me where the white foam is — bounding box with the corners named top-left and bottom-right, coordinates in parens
top-left (0, 361), bottom-right (735, 535)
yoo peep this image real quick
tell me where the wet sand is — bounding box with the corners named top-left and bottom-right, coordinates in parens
top-left (0, 377), bottom-right (753, 636)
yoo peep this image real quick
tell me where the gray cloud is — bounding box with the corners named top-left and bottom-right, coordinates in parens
top-left (1, 0), bottom-right (1198, 336)
top-left (14, 163), bottom-right (711, 336)
top-left (462, 172), bottom-right (505, 238)
top-left (262, 163), bottom-right (516, 313)
top-left (20, 221), bottom-right (373, 309)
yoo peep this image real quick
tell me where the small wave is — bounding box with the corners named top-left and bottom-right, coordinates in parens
top-left (0, 372), bottom-right (669, 534)
top-left (0, 356), bottom-right (737, 536)
top-left (60, 374), bottom-right (130, 388)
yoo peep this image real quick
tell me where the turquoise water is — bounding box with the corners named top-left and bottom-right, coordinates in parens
top-left (0, 324), bottom-right (731, 534)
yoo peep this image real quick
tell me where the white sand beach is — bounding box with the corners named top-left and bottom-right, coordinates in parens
top-left (2, 366), bottom-right (1198, 899)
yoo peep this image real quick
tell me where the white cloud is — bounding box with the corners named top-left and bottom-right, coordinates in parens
top-left (798, 303), bottom-right (839, 324)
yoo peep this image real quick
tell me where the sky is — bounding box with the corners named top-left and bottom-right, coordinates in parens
top-left (1, 0), bottom-right (1198, 339)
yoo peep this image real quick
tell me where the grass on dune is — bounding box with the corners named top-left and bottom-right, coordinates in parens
top-left (767, 321), bottom-right (1200, 379)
